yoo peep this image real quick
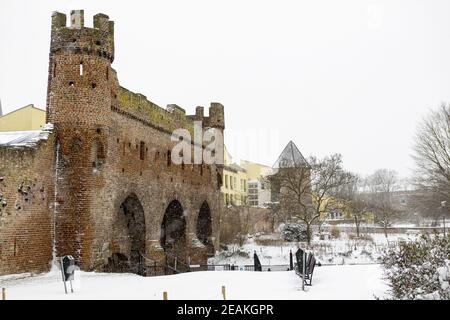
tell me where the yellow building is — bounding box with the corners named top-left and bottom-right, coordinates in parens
top-left (221, 146), bottom-right (248, 206)
top-left (240, 160), bottom-right (273, 181)
top-left (240, 160), bottom-right (273, 207)
top-left (320, 195), bottom-right (375, 225)
top-left (0, 104), bottom-right (46, 132)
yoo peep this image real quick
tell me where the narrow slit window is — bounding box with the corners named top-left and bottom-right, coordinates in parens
top-left (140, 141), bottom-right (145, 160)
top-left (80, 62), bottom-right (84, 76)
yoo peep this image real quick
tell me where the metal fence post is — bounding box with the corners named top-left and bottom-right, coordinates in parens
top-left (302, 251), bottom-right (306, 291)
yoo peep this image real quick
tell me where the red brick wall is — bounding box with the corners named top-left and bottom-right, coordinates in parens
top-left (0, 137), bottom-right (55, 275)
top-left (0, 11), bottom-right (224, 275)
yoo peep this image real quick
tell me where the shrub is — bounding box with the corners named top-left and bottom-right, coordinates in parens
top-left (255, 238), bottom-right (285, 246)
top-left (358, 234), bottom-right (374, 242)
top-left (381, 234), bottom-right (450, 300)
top-left (330, 226), bottom-right (340, 239)
top-left (348, 233), bottom-right (373, 242)
top-left (281, 223), bottom-right (308, 242)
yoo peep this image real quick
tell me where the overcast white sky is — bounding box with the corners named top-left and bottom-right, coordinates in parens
top-left (1, 0), bottom-right (450, 177)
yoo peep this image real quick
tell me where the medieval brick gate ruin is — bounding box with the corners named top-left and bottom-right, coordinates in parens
top-left (0, 10), bottom-right (224, 276)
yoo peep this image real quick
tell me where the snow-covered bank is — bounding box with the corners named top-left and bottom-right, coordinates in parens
top-left (2, 264), bottom-right (388, 300)
top-left (210, 232), bottom-right (422, 266)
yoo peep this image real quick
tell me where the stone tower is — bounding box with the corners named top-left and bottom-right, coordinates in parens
top-left (46, 10), bottom-right (114, 267)
top-left (0, 10), bottom-right (225, 276)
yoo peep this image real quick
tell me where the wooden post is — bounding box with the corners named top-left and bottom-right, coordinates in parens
top-left (163, 291), bottom-right (168, 300)
top-left (2, 288), bottom-right (6, 300)
top-left (221, 285), bottom-right (226, 300)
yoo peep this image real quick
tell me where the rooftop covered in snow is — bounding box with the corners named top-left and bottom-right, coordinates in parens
top-left (0, 124), bottom-right (53, 148)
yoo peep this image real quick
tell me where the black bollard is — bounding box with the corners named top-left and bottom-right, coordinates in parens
top-left (289, 250), bottom-right (294, 271)
top-left (253, 250), bottom-right (262, 271)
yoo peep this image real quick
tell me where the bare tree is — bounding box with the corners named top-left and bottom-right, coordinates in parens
top-left (412, 103), bottom-right (450, 222)
top-left (336, 174), bottom-right (370, 237)
top-left (265, 201), bottom-right (282, 232)
top-left (271, 153), bottom-right (353, 244)
top-left (219, 204), bottom-right (252, 246)
top-left (366, 169), bottom-right (399, 238)
top-left (408, 189), bottom-right (444, 225)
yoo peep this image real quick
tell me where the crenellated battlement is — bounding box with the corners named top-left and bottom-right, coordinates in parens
top-left (48, 10), bottom-right (225, 132)
top-left (50, 10), bottom-right (114, 62)
top-left (117, 86), bottom-right (225, 137)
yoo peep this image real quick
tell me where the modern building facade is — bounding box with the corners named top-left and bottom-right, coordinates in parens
top-left (0, 104), bottom-right (46, 132)
top-left (240, 160), bottom-right (273, 207)
top-left (221, 146), bottom-right (247, 206)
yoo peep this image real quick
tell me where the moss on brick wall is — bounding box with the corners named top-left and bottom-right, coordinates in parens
top-left (117, 87), bottom-right (195, 137)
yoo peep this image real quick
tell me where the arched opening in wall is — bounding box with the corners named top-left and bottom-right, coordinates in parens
top-left (107, 193), bottom-right (146, 275)
top-left (70, 138), bottom-right (82, 153)
top-left (160, 200), bottom-right (186, 259)
top-left (197, 201), bottom-right (214, 255)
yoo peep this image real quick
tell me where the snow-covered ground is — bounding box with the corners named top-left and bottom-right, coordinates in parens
top-left (1, 264), bottom-right (388, 300)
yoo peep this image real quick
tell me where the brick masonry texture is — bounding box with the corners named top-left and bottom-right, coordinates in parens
top-left (0, 138), bottom-right (55, 275)
top-left (0, 10), bottom-right (224, 276)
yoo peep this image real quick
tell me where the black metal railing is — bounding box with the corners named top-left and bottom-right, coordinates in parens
top-left (165, 251), bottom-right (191, 274)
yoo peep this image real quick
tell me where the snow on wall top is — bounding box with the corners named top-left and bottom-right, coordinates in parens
top-left (0, 123), bottom-right (53, 148)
